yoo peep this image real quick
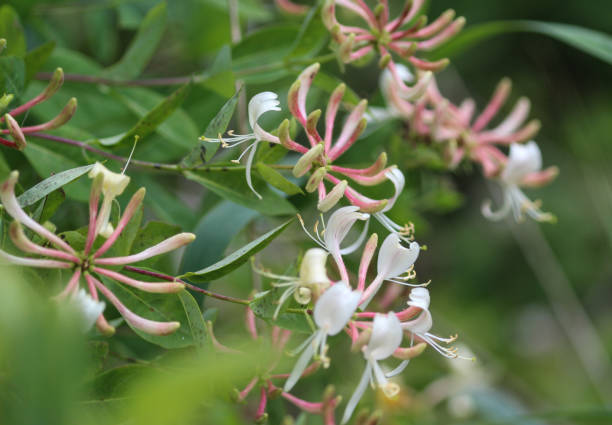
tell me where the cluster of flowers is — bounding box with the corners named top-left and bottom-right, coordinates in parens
top-left (376, 64), bottom-right (558, 222)
top-left (0, 68), bottom-right (77, 150)
top-left (0, 163), bottom-right (195, 335)
top-left (230, 206), bottom-right (469, 424)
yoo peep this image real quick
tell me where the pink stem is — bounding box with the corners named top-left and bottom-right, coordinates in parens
top-left (246, 306), bottom-right (258, 340)
top-left (255, 386), bottom-right (268, 420)
top-left (238, 377), bottom-right (259, 401)
top-left (55, 269), bottom-right (82, 299)
top-left (93, 267), bottom-right (184, 293)
top-left (472, 79), bottom-right (511, 132)
top-left (281, 392), bottom-right (324, 414)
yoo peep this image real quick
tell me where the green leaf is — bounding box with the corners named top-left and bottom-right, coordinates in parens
top-left (199, 45), bottom-right (235, 98)
top-left (101, 277), bottom-right (193, 349)
top-left (90, 364), bottom-right (150, 400)
top-left (285, 5), bottom-right (328, 61)
top-left (103, 2), bottom-right (167, 79)
top-left (16, 164), bottom-right (94, 208)
top-left (182, 87), bottom-right (241, 165)
top-left (232, 24), bottom-right (300, 83)
top-left (256, 162), bottom-right (303, 196)
top-left (23, 142), bottom-right (92, 202)
top-left (177, 290), bottom-right (208, 351)
top-left (0, 56), bottom-right (25, 96)
top-left (432, 21), bottom-right (612, 65)
top-left (38, 189), bottom-right (65, 229)
top-left (250, 290), bottom-right (311, 333)
top-left (184, 168), bottom-right (296, 216)
top-left (0, 5), bottom-right (26, 57)
top-left (100, 83), bottom-right (192, 147)
top-left (179, 219), bottom-right (293, 283)
top-left (180, 200), bottom-right (257, 277)
top-left (24, 41), bottom-right (56, 82)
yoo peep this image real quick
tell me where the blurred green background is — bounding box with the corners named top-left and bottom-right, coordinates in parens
top-left (0, 0), bottom-right (611, 424)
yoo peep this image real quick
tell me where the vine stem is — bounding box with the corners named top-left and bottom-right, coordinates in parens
top-left (28, 132), bottom-right (293, 172)
top-left (34, 54), bottom-right (337, 87)
top-left (124, 266), bottom-right (251, 306)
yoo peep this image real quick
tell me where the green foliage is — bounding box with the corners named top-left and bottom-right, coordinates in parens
top-left (179, 219), bottom-right (292, 283)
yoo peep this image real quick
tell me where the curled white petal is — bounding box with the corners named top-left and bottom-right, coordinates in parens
top-left (313, 281), bottom-right (361, 336)
top-left (366, 312), bottom-right (403, 360)
top-left (377, 233), bottom-right (420, 280)
top-left (70, 289), bottom-right (105, 332)
top-left (501, 141), bottom-right (542, 185)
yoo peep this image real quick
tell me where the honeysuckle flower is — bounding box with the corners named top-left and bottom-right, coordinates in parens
top-left (283, 64), bottom-right (400, 213)
top-left (255, 248), bottom-right (332, 319)
top-left (284, 282), bottom-right (361, 392)
top-left (203, 92), bottom-right (281, 199)
top-left (88, 162), bottom-right (130, 238)
top-left (299, 206), bottom-right (370, 283)
top-left (360, 233), bottom-right (420, 308)
top-left (482, 141), bottom-right (557, 222)
top-left (400, 288), bottom-right (469, 360)
top-left (0, 170), bottom-right (194, 336)
top-left (322, 0), bottom-right (464, 79)
top-left (371, 168), bottom-right (416, 242)
top-left (0, 68), bottom-right (76, 151)
top-left (342, 312), bottom-right (403, 424)
top-left (68, 288), bottom-right (106, 332)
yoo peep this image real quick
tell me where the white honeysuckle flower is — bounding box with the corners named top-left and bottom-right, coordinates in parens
top-left (284, 282), bottom-right (361, 392)
top-left (401, 288), bottom-right (467, 360)
top-left (299, 206), bottom-right (370, 283)
top-left (482, 141), bottom-right (555, 222)
top-left (256, 248), bottom-right (332, 320)
top-left (203, 92), bottom-right (281, 199)
top-left (372, 168), bottom-right (416, 243)
top-left (342, 313), bottom-right (403, 424)
top-left (88, 162), bottom-right (130, 238)
top-left (69, 288), bottom-right (106, 332)
top-left (359, 232), bottom-right (421, 309)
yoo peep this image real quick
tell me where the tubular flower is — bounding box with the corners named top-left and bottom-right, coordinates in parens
top-left (482, 141), bottom-right (557, 222)
top-left (342, 312), bottom-right (403, 424)
top-left (299, 206), bottom-right (370, 283)
top-left (255, 247), bottom-right (332, 320)
top-left (88, 162), bottom-right (130, 238)
top-left (0, 68), bottom-right (77, 150)
top-left (400, 288), bottom-right (469, 360)
top-left (322, 0), bottom-right (464, 79)
top-left (203, 92), bottom-right (281, 199)
top-left (0, 170), bottom-right (195, 335)
top-left (284, 64), bottom-right (400, 213)
top-left (360, 233), bottom-right (420, 309)
top-left (284, 282), bottom-right (361, 392)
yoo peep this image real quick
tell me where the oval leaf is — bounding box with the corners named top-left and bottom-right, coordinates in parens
top-left (256, 162), bottom-right (304, 196)
top-left (179, 219), bottom-right (293, 283)
top-left (16, 164), bottom-right (94, 207)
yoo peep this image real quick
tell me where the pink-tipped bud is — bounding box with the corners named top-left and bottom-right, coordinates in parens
top-left (293, 143), bottom-right (324, 178)
top-left (521, 165), bottom-right (559, 188)
top-left (339, 33), bottom-right (356, 63)
top-left (4, 114), bottom-right (26, 150)
top-left (305, 167), bottom-right (328, 193)
top-left (393, 342), bottom-right (427, 359)
top-left (96, 314), bottom-right (116, 336)
top-left (322, 0), bottom-right (337, 31)
top-left (317, 180), bottom-right (347, 212)
top-left (378, 53), bottom-right (392, 69)
top-left (351, 328), bottom-right (372, 352)
top-left (306, 109), bottom-right (322, 143)
top-left (22, 97), bottom-right (77, 133)
top-left (40, 68), bottom-right (64, 101)
top-left (409, 56), bottom-right (450, 72)
top-left (289, 63), bottom-right (320, 126)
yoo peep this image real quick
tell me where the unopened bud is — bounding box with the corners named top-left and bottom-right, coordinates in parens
top-left (393, 342), bottom-right (427, 360)
top-left (39, 97), bottom-right (77, 131)
top-left (292, 143), bottom-right (324, 177)
top-left (0, 94), bottom-right (13, 112)
top-left (305, 166), bottom-right (327, 193)
top-left (339, 33), bottom-right (356, 63)
top-left (40, 68), bottom-right (64, 101)
top-left (306, 109), bottom-right (322, 138)
top-left (352, 328), bottom-right (372, 352)
top-left (4, 114), bottom-right (26, 150)
top-left (378, 53), bottom-right (391, 69)
top-left (317, 180), bottom-right (347, 212)
top-left (255, 413), bottom-right (268, 424)
top-left (299, 248), bottom-right (331, 287)
top-left (278, 119), bottom-right (293, 149)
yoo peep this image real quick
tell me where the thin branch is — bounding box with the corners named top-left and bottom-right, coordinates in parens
top-left (124, 266), bottom-right (251, 306)
top-left (28, 132), bottom-right (293, 172)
